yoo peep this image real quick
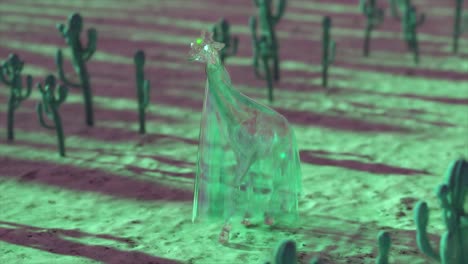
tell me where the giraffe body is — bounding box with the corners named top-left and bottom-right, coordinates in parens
top-left (190, 32), bottom-right (301, 241)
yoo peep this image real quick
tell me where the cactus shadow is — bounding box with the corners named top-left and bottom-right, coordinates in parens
top-left (0, 158), bottom-right (192, 201)
top-left (276, 107), bottom-right (413, 133)
top-left (299, 149), bottom-right (431, 175)
top-left (0, 221), bottom-right (182, 264)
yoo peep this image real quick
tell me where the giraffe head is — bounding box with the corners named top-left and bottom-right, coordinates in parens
top-left (188, 31), bottom-right (225, 64)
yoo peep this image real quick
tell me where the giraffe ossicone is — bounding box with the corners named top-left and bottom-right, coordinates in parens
top-left (190, 31), bottom-right (302, 242)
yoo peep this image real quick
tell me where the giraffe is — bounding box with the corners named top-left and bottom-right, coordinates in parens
top-left (189, 31), bottom-right (302, 243)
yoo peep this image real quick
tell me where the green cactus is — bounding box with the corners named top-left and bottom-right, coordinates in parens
top-left (250, 16), bottom-right (275, 102)
top-left (453, 0), bottom-right (464, 53)
top-left (0, 53), bottom-right (33, 141)
top-left (414, 159), bottom-right (468, 264)
top-left (56, 13), bottom-right (97, 127)
top-left (252, 0), bottom-right (286, 81)
top-left (321, 16), bottom-right (336, 88)
top-left (402, 4), bottom-right (425, 64)
top-left (360, 0), bottom-right (384, 56)
top-left (375, 231), bottom-right (391, 264)
top-left (265, 239), bottom-right (297, 264)
top-left (134, 50), bottom-right (150, 134)
top-left (212, 18), bottom-right (239, 64)
top-left (36, 75), bottom-right (68, 157)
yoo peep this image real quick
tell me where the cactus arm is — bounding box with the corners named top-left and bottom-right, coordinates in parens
top-left (389, 0), bottom-right (403, 20)
top-left (359, 0), bottom-right (367, 13)
top-left (272, 0), bottom-right (286, 24)
top-left (36, 102), bottom-right (55, 129)
top-left (57, 85), bottom-right (68, 105)
top-left (0, 64), bottom-right (12, 85)
top-left (249, 16), bottom-right (262, 78)
top-left (212, 24), bottom-right (219, 41)
top-left (56, 49), bottom-right (81, 88)
top-left (57, 23), bottom-right (67, 38)
top-left (225, 36), bottom-right (239, 56)
top-left (143, 79), bottom-right (150, 108)
top-left (414, 201), bottom-right (441, 262)
top-left (18, 75), bottom-right (33, 100)
top-left (82, 28), bottom-right (97, 61)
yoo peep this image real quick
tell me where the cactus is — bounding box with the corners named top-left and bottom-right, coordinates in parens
top-left (402, 4), bottom-right (425, 64)
top-left (453, 0), bottom-right (464, 53)
top-left (134, 50), bottom-right (150, 134)
top-left (414, 158), bottom-right (468, 264)
top-left (36, 75), bottom-right (68, 157)
top-left (212, 18), bottom-right (239, 64)
top-left (321, 16), bottom-right (336, 88)
top-left (250, 16), bottom-right (275, 102)
top-left (360, 0), bottom-right (384, 56)
top-left (56, 13), bottom-right (97, 127)
top-left (252, 0), bottom-right (286, 81)
top-left (0, 53), bottom-right (33, 141)
top-left (376, 231), bottom-right (391, 264)
top-left (265, 239), bottom-right (297, 264)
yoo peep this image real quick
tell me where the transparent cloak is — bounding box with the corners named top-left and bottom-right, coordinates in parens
top-left (192, 61), bottom-right (302, 226)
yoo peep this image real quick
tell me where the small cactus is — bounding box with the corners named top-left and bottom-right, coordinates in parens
top-left (360, 0), bottom-right (385, 56)
top-left (36, 75), bottom-right (68, 157)
top-left (212, 18), bottom-right (239, 64)
top-left (265, 239), bottom-right (297, 264)
top-left (0, 53), bottom-right (33, 141)
top-left (414, 158), bottom-right (468, 264)
top-left (321, 16), bottom-right (336, 88)
top-left (134, 50), bottom-right (150, 134)
top-left (453, 0), bottom-right (464, 53)
top-left (56, 13), bottom-right (97, 127)
top-left (376, 231), bottom-right (391, 264)
top-left (402, 4), bottom-right (425, 64)
top-left (252, 0), bottom-right (286, 81)
top-left (250, 16), bottom-right (275, 102)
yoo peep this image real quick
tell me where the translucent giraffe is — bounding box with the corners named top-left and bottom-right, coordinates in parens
top-left (190, 31), bottom-right (302, 243)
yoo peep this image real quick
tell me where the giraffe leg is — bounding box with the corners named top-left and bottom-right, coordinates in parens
top-left (236, 152), bottom-right (257, 226)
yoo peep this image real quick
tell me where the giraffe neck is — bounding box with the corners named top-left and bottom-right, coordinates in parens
top-left (205, 60), bottom-right (249, 126)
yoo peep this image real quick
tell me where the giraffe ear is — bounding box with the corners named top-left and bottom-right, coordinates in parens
top-left (204, 30), bottom-right (215, 43)
top-left (212, 42), bottom-right (225, 51)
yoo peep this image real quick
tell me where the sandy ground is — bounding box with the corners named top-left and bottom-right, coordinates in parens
top-left (0, 0), bottom-right (467, 263)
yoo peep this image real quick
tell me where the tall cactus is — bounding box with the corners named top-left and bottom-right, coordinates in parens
top-left (56, 13), bottom-right (97, 127)
top-left (212, 18), bottom-right (239, 64)
top-left (321, 16), bottom-right (336, 88)
top-left (453, 0), bottom-right (464, 53)
top-left (252, 0), bottom-right (286, 81)
top-left (0, 53), bottom-right (32, 141)
top-left (360, 0), bottom-right (384, 56)
top-left (375, 231), bottom-right (391, 264)
top-left (134, 50), bottom-right (150, 134)
top-left (402, 4), bottom-right (425, 64)
top-left (36, 75), bottom-right (68, 157)
top-left (250, 16), bottom-right (275, 102)
top-left (414, 158), bottom-right (468, 264)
